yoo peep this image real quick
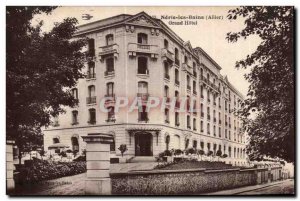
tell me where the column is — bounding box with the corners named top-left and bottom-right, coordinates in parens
top-left (82, 133), bottom-right (114, 195)
top-left (6, 140), bottom-right (15, 194)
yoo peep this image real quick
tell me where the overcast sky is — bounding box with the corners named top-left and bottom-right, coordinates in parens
top-left (34, 6), bottom-right (262, 96)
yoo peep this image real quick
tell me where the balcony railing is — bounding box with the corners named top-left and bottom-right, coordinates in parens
top-left (128, 43), bottom-right (159, 58)
top-left (86, 96), bottom-right (96, 104)
top-left (86, 72), bottom-right (96, 79)
top-left (99, 44), bottom-right (119, 56)
top-left (104, 70), bottom-right (115, 77)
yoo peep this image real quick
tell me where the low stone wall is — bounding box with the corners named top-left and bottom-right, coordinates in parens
top-left (111, 168), bottom-right (266, 195)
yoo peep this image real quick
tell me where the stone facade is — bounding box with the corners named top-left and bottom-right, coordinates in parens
top-left (43, 12), bottom-right (247, 164)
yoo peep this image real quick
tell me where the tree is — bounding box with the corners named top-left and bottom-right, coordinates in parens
top-left (39, 150), bottom-right (46, 160)
top-left (6, 7), bottom-right (87, 164)
top-left (227, 7), bottom-right (294, 162)
top-left (118, 144), bottom-right (128, 157)
top-left (197, 149), bottom-right (205, 161)
top-left (216, 150), bottom-right (222, 161)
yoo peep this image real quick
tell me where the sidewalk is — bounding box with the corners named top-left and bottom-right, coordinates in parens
top-left (202, 179), bottom-right (294, 195)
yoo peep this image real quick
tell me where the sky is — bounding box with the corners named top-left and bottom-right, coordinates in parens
top-left (33, 6), bottom-right (262, 97)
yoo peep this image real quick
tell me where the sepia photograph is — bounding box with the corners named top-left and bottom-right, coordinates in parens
top-left (6, 5), bottom-right (295, 196)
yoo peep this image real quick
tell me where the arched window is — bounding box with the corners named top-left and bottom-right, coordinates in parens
top-left (88, 108), bottom-right (96, 124)
top-left (72, 110), bottom-right (78, 125)
top-left (165, 135), bottom-right (170, 150)
top-left (72, 88), bottom-right (78, 100)
top-left (106, 34), bottom-right (114, 46)
top-left (71, 136), bottom-right (79, 151)
top-left (53, 137), bottom-right (60, 144)
top-left (137, 57), bottom-right (148, 74)
top-left (106, 57), bottom-right (114, 73)
top-left (164, 39), bottom-right (169, 49)
top-left (137, 33), bottom-right (148, 44)
top-left (87, 85), bottom-right (96, 104)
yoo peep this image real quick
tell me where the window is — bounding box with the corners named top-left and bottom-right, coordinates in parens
top-left (107, 106), bottom-right (115, 122)
top-left (184, 56), bottom-right (188, 64)
top-left (137, 57), bottom-right (148, 74)
top-left (138, 105), bottom-right (148, 122)
top-left (213, 125), bottom-right (216, 136)
top-left (207, 73), bottom-right (210, 82)
top-left (88, 38), bottom-right (95, 56)
top-left (193, 62), bottom-right (197, 77)
top-left (225, 129), bottom-right (227, 138)
top-left (200, 121), bottom-right (203, 132)
top-left (88, 61), bottom-right (95, 78)
top-left (71, 137), bottom-right (79, 151)
top-left (106, 82), bottom-right (114, 96)
top-left (164, 62), bottom-right (169, 79)
top-left (53, 137), bottom-right (59, 144)
top-left (207, 107), bottom-right (210, 120)
top-left (106, 58), bottom-right (114, 73)
top-left (72, 88), bottom-right (78, 100)
top-left (200, 141), bottom-right (204, 150)
top-left (200, 86), bottom-right (204, 98)
top-left (207, 90), bottom-right (210, 102)
top-left (164, 86), bottom-right (169, 98)
top-left (88, 108), bottom-right (96, 124)
top-left (165, 135), bottom-right (170, 150)
top-left (137, 33), bottom-right (148, 44)
top-left (138, 81), bottom-right (148, 94)
top-left (175, 48), bottom-right (179, 65)
top-left (110, 137), bottom-right (115, 151)
top-left (164, 39), bottom-right (169, 49)
top-left (229, 147), bottom-right (232, 157)
top-left (185, 138), bottom-right (190, 149)
top-left (87, 85), bottom-right (96, 104)
top-left (207, 123), bottom-right (210, 135)
top-left (207, 143), bottom-right (211, 151)
top-left (219, 127), bottom-right (221, 137)
top-left (72, 110), bottom-right (78, 125)
top-left (165, 108), bottom-right (169, 123)
top-left (187, 75), bottom-right (190, 89)
top-left (193, 140), bottom-right (197, 149)
top-left (193, 118), bottom-right (196, 130)
top-left (187, 115), bottom-right (191, 129)
top-left (106, 34), bottom-right (114, 46)
top-left (175, 112), bottom-right (179, 126)
top-left (175, 68), bottom-right (179, 84)
top-left (200, 103), bottom-right (204, 117)
top-left (193, 80), bottom-right (196, 94)
top-left (200, 68), bottom-right (203, 79)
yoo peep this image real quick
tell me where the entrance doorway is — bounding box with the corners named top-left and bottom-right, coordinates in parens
top-left (135, 133), bottom-right (153, 156)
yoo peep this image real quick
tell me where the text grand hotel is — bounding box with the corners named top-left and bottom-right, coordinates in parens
top-left (44, 12), bottom-right (247, 165)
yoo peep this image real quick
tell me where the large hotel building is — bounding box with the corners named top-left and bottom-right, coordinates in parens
top-left (44, 12), bottom-right (247, 165)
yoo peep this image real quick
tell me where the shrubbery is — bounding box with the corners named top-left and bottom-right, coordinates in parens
top-left (16, 158), bottom-right (86, 184)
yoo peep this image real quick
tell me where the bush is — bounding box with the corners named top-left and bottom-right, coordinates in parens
top-left (222, 154), bottom-right (228, 158)
top-left (185, 148), bottom-right (196, 155)
top-left (118, 144), bottom-right (127, 157)
top-left (73, 155), bottom-right (86, 161)
top-left (174, 149), bottom-right (183, 156)
top-left (207, 151), bottom-right (213, 156)
top-left (16, 158), bottom-right (86, 184)
top-left (216, 150), bottom-right (222, 157)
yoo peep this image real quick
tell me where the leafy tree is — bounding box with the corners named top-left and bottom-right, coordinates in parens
top-left (39, 150), bottom-right (46, 160)
top-left (227, 7), bottom-right (294, 162)
top-left (216, 150), bottom-right (222, 161)
top-left (118, 144), bottom-right (128, 157)
top-left (6, 7), bottom-right (87, 164)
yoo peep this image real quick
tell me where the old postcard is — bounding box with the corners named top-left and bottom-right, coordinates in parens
top-left (6, 6), bottom-right (295, 196)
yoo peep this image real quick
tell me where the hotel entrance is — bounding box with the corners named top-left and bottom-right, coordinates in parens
top-left (135, 132), bottom-right (153, 156)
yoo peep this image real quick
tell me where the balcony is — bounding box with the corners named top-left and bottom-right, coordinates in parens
top-left (161, 48), bottom-right (174, 63)
top-left (98, 44), bottom-right (119, 61)
top-left (128, 43), bottom-right (159, 59)
top-left (86, 72), bottom-right (96, 80)
top-left (175, 80), bottom-right (180, 86)
top-left (104, 70), bottom-right (115, 77)
top-left (86, 96), bottom-right (96, 105)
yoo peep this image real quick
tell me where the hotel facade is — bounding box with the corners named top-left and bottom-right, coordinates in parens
top-left (43, 12), bottom-right (247, 165)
